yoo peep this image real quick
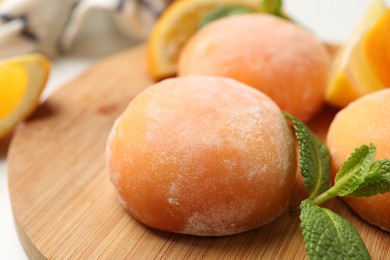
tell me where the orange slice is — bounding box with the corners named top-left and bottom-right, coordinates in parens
top-left (0, 54), bottom-right (51, 138)
top-left (364, 8), bottom-right (390, 87)
top-left (325, 0), bottom-right (387, 108)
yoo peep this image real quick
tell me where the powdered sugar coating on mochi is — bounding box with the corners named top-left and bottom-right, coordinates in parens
top-left (178, 14), bottom-right (330, 122)
top-left (327, 89), bottom-right (390, 232)
top-left (106, 76), bottom-right (296, 236)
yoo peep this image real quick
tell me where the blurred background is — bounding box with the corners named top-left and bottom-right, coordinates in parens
top-left (1, 0), bottom-right (389, 258)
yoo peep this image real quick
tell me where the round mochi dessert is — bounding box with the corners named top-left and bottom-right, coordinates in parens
top-left (106, 76), bottom-right (296, 236)
top-left (178, 14), bottom-right (330, 122)
top-left (327, 89), bottom-right (390, 232)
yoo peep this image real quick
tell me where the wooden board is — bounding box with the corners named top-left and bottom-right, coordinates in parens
top-left (7, 44), bottom-right (390, 259)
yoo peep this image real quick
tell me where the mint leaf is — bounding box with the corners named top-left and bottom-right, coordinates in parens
top-left (284, 112), bottom-right (331, 199)
top-left (333, 144), bottom-right (376, 197)
top-left (349, 159), bottom-right (390, 197)
top-left (259, 0), bottom-right (283, 16)
top-left (300, 200), bottom-right (370, 260)
top-left (198, 6), bottom-right (255, 30)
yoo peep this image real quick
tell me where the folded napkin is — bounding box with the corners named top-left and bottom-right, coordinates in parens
top-left (0, 0), bottom-right (173, 59)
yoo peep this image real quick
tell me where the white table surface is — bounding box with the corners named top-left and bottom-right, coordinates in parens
top-left (0, 0), bottom-right (386, 258)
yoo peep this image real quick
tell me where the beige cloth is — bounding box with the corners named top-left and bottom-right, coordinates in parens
top-left (0, 0), bottom-right (172, 59)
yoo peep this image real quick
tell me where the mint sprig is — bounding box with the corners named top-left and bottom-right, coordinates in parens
top-left (285, 113), bottom-right (390, 260)
top-left (334, 144), bottom-right (376, 196)
top-left (349, 159), bottom-right (390, 197)
top-left (310, 144), bottom-right (390, 205)
top-left (284, 112), bottom-right (330, 199)
top-left (300, 200), bottom-right (370, 259)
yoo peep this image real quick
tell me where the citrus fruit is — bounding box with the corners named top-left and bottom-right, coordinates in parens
top-left (107, 76), bottom-right (296, 235)
top-left (325, 0), bottom-right (388, 108)
top-left (364, 7), bottom-right (390, 87)
top-left (147, 0), bottom-right (260, 80)
top-left (0, 54), bottom-right (51, 138)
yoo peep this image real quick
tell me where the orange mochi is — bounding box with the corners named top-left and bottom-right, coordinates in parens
top-left (106, 76), bottom-right (296, 236)
top-left (327, 88), bottom-right (390, 231)
top-left (178, 14), bottom-right (330, 122)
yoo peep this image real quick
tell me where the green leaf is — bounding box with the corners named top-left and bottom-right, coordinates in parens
top-left (333, 144), bottom-right (376, 197)
top-left (284, 112), bottom-right (331, 199)
top-left (198, 6), bottom-right (255, 30)
top-left (300, 200), bottom-right (370, 260)
top-left (259, 0), bottom-right (283, 16)
top-left (349, 159), bottom-right (390, 197)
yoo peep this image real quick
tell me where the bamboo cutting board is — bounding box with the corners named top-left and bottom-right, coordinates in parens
top-left (7, 44), bottom-right (390, 259)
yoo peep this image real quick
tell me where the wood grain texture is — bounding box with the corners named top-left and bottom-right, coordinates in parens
top-left (8, 44), bottom-right (390, 259)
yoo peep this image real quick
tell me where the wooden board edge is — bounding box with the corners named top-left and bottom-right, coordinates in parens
top-left (14, 216), bottom-right (46, 260)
